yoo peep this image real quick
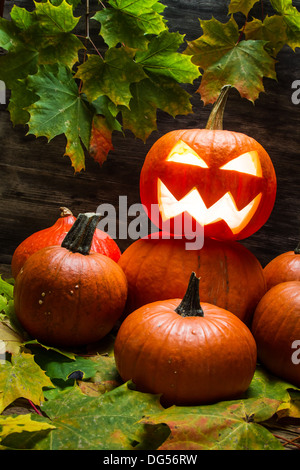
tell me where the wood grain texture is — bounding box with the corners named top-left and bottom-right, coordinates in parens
top-left (0, 0), bottom-right (299, 279)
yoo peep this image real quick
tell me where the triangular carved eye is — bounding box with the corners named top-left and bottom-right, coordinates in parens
top-left (167, 140), bottom-right (208, 168)
top-left (220, 151), bottom-right (262, 177)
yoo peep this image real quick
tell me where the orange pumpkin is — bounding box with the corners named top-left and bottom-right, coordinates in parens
top-left (140, 87), bottom-right (276, 241)
top-left (251, 281), bottom-right (300, 387)
top-left (14, 213), bottom-right (127, 347)
top-left (11, 207), bottom-right (121, 278)
top-left (118, 233), bottom-right (266, 325)
top-left (263, 241), bottom-right (300, 290)
top-left (114, 272), bottom-right (257, 406)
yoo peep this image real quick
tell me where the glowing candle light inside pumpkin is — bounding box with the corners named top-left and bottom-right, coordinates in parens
top-left (139, 86), bottom-right (277, 241)
top-left (158, 144), bottom-right (263, 234)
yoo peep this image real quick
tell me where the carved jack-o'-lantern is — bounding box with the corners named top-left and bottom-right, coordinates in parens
top-left (140, 88), bottom-right (277, 241)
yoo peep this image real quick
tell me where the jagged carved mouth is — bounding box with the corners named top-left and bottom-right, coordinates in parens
top-left (158, 179), bottom-right (262, 234)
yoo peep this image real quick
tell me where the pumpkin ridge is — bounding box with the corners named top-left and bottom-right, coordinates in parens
top-left (129, 312), bottom-right (164, 384)
top-left (130, 240), bottom-right (158, 304)
top-left (149, 313), bottom-right (181, 395)
top-left (115, 310), bottom-right (158, 378)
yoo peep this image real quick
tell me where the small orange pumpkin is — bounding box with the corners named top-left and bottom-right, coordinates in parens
top-left (11, 207), bottom-right (121, 278)
top-left (263, 241), bottom-right (300, 290)
top-left (14, 213), bottom-right (127, 347)
top-left (114, 272), bottom-right (257, 406)
top-left (251, 281), bottom-right (300, 387)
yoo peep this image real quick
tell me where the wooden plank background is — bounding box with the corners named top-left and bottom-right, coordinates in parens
top-left (0, 0), bottom-right (299, 278)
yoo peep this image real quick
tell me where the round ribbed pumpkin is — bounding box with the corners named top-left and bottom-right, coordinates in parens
top-left (263, 241), bottom-right (300, 291)
top-left (251, 281), bottom-right (300, 387)
top-left (114, 273), bottom-right (257, 406)
top-left (14, 213), bottom-right (127, 347)
top-left (11, 207), bottom-right (121, 278)
top-left (140, 87), bottom-right (276, 241)
top-left (118, 233), bottom-right (266, 325)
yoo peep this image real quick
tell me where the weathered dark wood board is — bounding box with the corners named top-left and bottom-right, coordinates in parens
top-left (0, 0), bottom-right (299, 279)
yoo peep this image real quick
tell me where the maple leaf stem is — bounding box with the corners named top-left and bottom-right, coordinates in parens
top-left (76, 35), bottom-right (104, 59)
top-left (88, 37), bottom-right (104, 59)
top-left (236, 13), bottom-right (249, 45)
top-left (86, 0), bottom-right (90, 39)
top-left (28, 399), bottom-right (43, 416)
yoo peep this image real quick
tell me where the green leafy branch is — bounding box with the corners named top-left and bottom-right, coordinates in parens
top-left (184, 0), bottom-right (300, 104)
top-left (0, 0), bottom-right (299, 172)
top-left (0, 0), bottom-right (199, 172)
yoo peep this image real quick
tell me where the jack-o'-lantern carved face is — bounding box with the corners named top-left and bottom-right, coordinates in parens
top-left (140, 129), bottom-right (277, 241)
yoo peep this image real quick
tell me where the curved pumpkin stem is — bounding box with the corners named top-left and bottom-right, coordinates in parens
top-left (175, 272), bottom-right (204, 317)
top-left (294, 240), bottom-right (300, 254)
top-left (61, 212), bottom-right (101, 255)
top-left (205, 85), bottom-right (231, 131)
top-left (59, 207), bottom-right (73, 217)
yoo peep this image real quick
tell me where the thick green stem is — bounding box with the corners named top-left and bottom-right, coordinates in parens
top-left (205, 85), bottom-right (231, 131)
top-left (175, 272), bottom-right (204, 317)
top-left (294, 241), bottom-right (300, 254)
top-left (61, 212), bottom-right (101, 255)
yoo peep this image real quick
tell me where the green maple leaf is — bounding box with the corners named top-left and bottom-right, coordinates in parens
top-left (75, 47), bottom-right (146, 107)
top-left (228, 0), bottom-right (260, 16)
top-left (185, 16), bottom-right (276, 104)
top-left (26, 64), bottom-right (94, 172)
top-left (0, 414), bottom-right (55, 447)
top-left (0, 322), bottom-right (23, 356)
top-left (38, 32), bottom-right (83, 68)
top-left (31, 383), bottom-right (168, 450)
top-left (270, 0), bottom-right (300, 50)
top-left (246, 365), bottom-right (300, 418)
top-left (121, 75), bottom-right (193, 141)
top-left (136, 30), bottom-right (199, 83)
top-left (0, 352), bottom-right (53, 413)
top-left (0, 16), bottom-right (24, 50)
top-left (244, 15), bottom-right (288, 56)
top-left (50, 0), bottom-right (83, 6)
top-left (33, 0), bottom-right (80, 33)
top-left (89, 354), bottom-right (122, 392)
top-left (0, 47), bottom-right (39, 88)
top-left (93, 0), bottom-right (167, 49)
top-left (33, 348), bottom-right (99, 382)
top-left (92, 95), bottom-right (122, 133)
top-left (0, 2), bottom-right (83, 88)
top-left (0, 277), bottom-right (14, 301)
top-left (141, 366), bottom-right (299, 450)
top-left (142, 397), bottom-right (285, 450)
top-left (27, 1), bottom-right (84, 68)
top-left (10, 5), bottom-right (34, 30)
top-left (7, 79), bottom-right (38, 125)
